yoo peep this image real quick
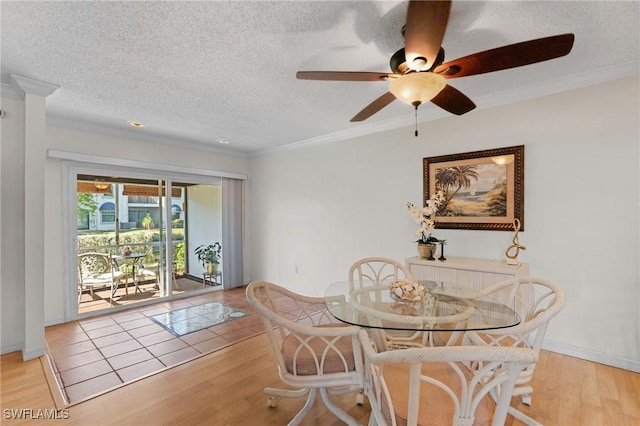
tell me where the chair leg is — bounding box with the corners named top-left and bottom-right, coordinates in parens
top-left (508, 406), bottom-right (543, 426)
top-left (109, 283), bottom-right (115, 306)
top-left (263, 386), bottom-right (326, 426)
top-left (263, 387), bottom-right (315, 426)
top-left (491, 386), bottom-right (541, 426)
top-left (319, 387), bottom-right (360, 426)
top-left (289, 388), bottom-right (316, 426)
top-left (368, 413), bottom-right (378, 426)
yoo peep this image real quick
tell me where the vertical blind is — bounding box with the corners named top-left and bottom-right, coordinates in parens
top-left (221, 178), bottom-right (244, 289)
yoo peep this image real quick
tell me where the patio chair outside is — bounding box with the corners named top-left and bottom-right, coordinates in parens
top-left (78, 252), bottom-right (127, 305)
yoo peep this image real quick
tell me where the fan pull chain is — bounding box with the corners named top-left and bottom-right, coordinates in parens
top-left (414, 105), bottom-right (419, 137)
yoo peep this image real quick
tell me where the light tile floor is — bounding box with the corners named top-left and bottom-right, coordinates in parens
top-left (150, 301), bottom-right (249, 336)
top-left (45, 286), bottom-right (264, 404)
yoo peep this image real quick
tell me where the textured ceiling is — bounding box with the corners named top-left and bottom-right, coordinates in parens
top-left (2, 1), bottom-right (639, 156)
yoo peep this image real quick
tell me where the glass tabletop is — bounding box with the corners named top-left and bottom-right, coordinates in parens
top-left (324, 279), bottom-right (520, 332)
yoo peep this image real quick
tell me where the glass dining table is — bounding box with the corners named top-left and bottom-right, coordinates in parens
top-left (324, 279), bottom-right (520, 333)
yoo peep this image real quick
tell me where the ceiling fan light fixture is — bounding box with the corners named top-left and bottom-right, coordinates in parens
top-left (389, 72), bottom-right (446, 106)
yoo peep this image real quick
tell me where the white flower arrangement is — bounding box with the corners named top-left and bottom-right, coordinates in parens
top-left (407, 190), bottom-right (445, 244)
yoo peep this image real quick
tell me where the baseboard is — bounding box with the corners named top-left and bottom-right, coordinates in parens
top-left (0, 342), bottom-right (23, 355)
top-left (22, 346), bottom-right (46, 361)
top-left (0, 345), bottom-right (43, 360)
top-left (543, 339), bottom-right (640, 373)
top-left (45, 317), bottom-right (67, 327)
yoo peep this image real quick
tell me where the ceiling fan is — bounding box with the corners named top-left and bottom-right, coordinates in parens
top-left (297, 1), bottom-right (574, 126)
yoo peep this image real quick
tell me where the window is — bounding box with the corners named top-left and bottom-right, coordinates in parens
top-left (99, 202), bottom-right (115, 223)
top-left (171, 204), bottom-right (182, 221)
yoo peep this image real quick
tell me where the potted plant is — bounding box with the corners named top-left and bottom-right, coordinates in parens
top-left (194, 242), bottom-right (222, 274)
top-left (407, 191), bottom-right (445, 260)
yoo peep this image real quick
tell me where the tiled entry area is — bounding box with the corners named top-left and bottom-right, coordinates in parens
top-left (45, 286), bottom-right (264, 404)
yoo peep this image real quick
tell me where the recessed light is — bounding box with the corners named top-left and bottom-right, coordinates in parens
top-left (127, 121), bottom-right (144, 128)
top-left (217, 139), bottom-right (230, 144)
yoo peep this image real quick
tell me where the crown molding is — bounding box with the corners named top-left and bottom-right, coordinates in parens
top-left (10, 74), bottom-right (60, 98)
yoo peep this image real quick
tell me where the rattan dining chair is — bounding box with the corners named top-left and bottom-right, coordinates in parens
top-left (349, 257), bottom-right (428, 351)
top-left (349, 257), bottom-right (413, 289)
top-left (246, 281), bottom-right (365, 426)
top-left (359, 329), bottom-right (536, 426)
top-left (462, 277), bottom-right (565, 426)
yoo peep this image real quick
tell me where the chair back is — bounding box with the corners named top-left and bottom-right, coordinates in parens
top-left (246, 281), bottom-right (363, 385)
top-left (349, 257), bottom-right (424, 351)
top-left (77, 252), bottom-right (123, 304)
top-left (359, 329), bottom-right (536, 426)
top-left (78, 252), bottom-right (115, 277)
top-left (467, 277), bottom-right (565, 398)
top-left (349, 257), bottom-right (413, 288)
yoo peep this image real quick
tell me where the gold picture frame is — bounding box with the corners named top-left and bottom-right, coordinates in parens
top-left (424, 145), bottom-right (524, 231)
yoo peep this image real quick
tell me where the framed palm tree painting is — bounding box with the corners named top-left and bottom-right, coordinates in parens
top-left (423, 145), bottom-right (524, 231)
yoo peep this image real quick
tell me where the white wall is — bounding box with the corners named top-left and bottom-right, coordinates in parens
top-left (1, 97), bottom-right (26, 353)
top-left (248, 76), bottom-right (640, 370)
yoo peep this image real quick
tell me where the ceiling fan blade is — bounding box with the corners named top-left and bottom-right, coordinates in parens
top-left (404, 0), bottom-right (451, 71)
top-left (435, 33), bottom-right (575, 78)
top-left (296, 71), bottom-right (392, 82)
top-left (430, 85), bottom-right (476, 115)
top-left (350, 92), bottom-right (397, 122)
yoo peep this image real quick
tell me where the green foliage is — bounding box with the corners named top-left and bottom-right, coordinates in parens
top-left (77, 193), bottom-right (98, 215)
top-left (174, 242), bottom-right (185, 271)
top-left (194, 242), bottom-right (222, 267)
top-left (141, 213), bottom-right (155, 230)
top-left (424, 236), bottom-right (440, 244)
top-left (149, 230), bottom-right (184, 242)
top-left (77, 229), bottom-right (154, 255)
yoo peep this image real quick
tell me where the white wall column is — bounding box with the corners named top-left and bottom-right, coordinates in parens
top-left (11, 75), bottom-right (60, 361)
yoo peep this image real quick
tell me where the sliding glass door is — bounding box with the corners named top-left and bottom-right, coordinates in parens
top-left (75, 172), bottom-right (221, 316)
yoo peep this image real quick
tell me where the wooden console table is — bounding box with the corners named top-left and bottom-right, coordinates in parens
top-left (405, 256), bottom-right (529, 291)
